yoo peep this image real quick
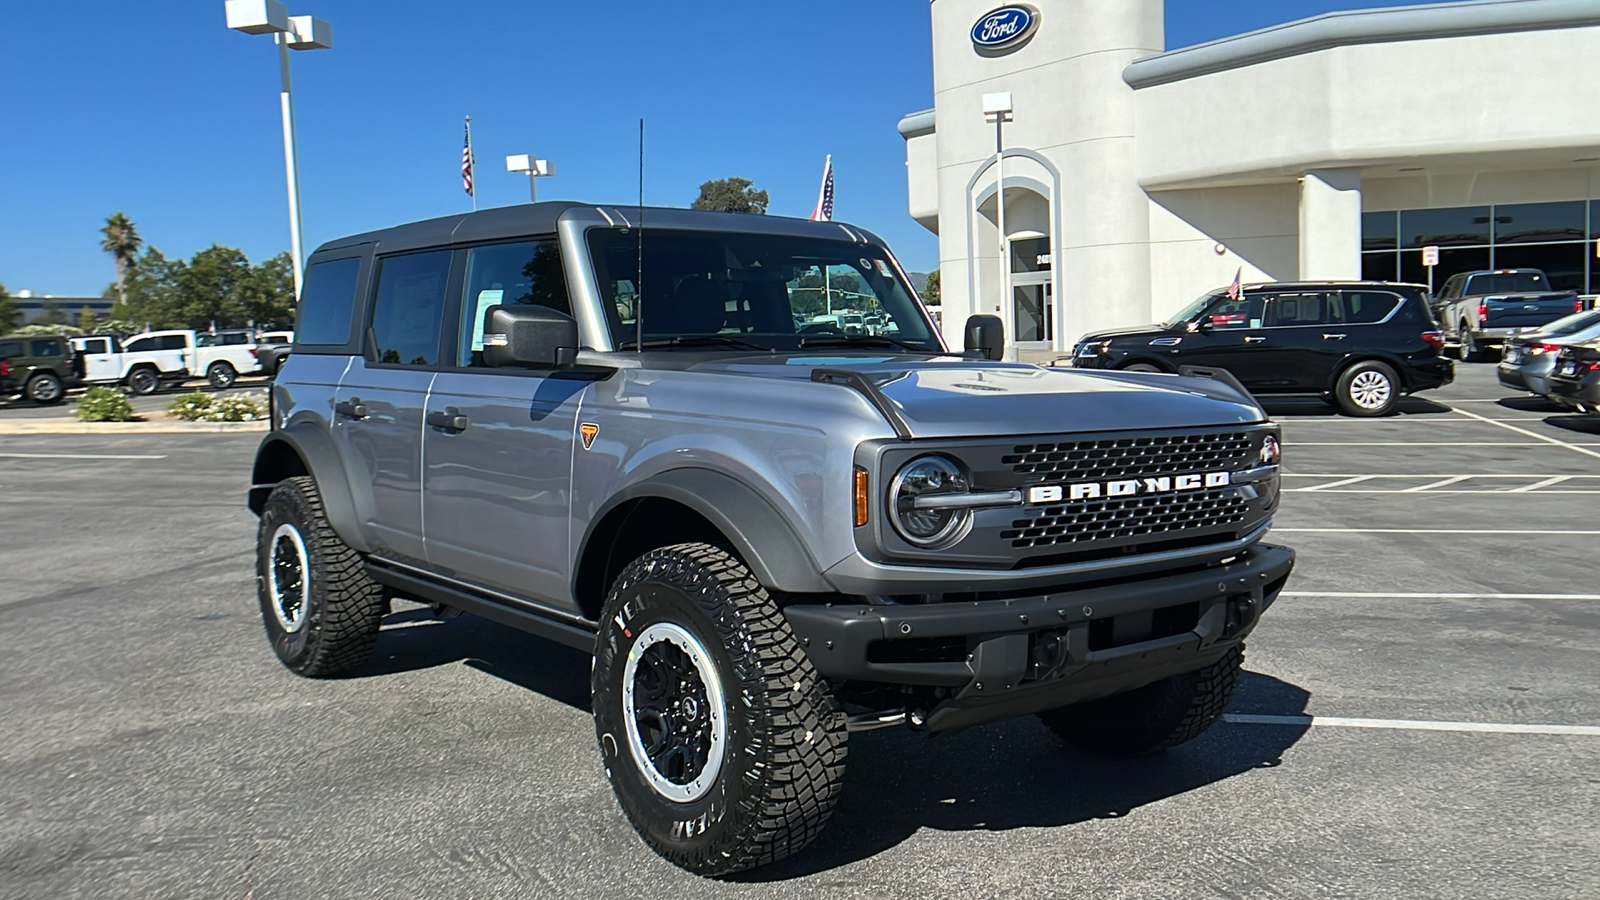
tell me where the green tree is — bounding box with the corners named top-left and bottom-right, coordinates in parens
top-left (691, 177), bottom-right (768, 214)
top-left (100, 212), bottom-right (144, 308)
top-left (920, 269), bottom-right (940, 306)
top-left (0, 283), bottom-right (18, 331)
top-left (243, 252), bottom-right (296, 328)
top-left (37, 298), bottom-right (68, 325)
top-left (113, 246), bottom-right (183, 328)
top-left (78, 306), bottom-right (100, 332)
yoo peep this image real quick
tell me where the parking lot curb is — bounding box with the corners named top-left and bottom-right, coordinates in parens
top-left (0, 420), bottom-right (269, 435)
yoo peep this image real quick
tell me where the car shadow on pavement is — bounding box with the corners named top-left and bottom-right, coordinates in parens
top-left (1259, 396), bottom-right (1451, 418)
top-left (731, 671), bottom-right (1311, 881)
top-left (1541, 414), bottom-right (1600, 436)
top-left (1497, 396), bottom-right (1563, 413)
top-left (359, 608), bottom-right (593, 712)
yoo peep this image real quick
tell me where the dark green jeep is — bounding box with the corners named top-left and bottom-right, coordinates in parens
top-left (0, 334), bottom-right (81, 404)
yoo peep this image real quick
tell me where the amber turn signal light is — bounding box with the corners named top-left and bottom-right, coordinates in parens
top-left (854, 467), bottom-right (870, 527)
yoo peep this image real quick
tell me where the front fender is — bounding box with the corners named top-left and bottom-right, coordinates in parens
top-left (247, 423), bottom-right (370, 553)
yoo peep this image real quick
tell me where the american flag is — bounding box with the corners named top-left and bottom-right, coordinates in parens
top-left (461, 121), bottom-right (475, 197)
top-left (1225, 266), bottom-right (1242, 300)
top-left (808, 155), bottom-right (834, 222)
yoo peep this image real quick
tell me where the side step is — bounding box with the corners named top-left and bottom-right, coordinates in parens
top-left (365, 561), bottom-right (597, 652)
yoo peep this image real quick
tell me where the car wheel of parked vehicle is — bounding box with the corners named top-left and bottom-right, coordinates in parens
top-left (25, 372), bottom-right (63, 405)
top-left (207, 361), bottom-right (237, 389)
top-left (1038, 646), bottom-right (1243, 756)
top-left (255, 475), bottom-right (386, 677)
top-left (1458, 325), bottom-right (1481, 362)
top-left (1334, 360), bottom-right (1400, 416)
top-left (1119, 362), bottom-right (1164, 373)
top-left (592, 542), bottom-right (847, 876)
top-left (127, 367), bottom-right (160, 396)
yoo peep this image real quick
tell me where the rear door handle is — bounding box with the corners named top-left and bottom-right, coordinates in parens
top-left (427, 407), bottom-right (469, 432)
top-left (1323, 333), bottom-right (1347, 340)
top-left (1243, 336), bottom-right (1267, 343)
top-left (335, 398), bottom-right (368, 420)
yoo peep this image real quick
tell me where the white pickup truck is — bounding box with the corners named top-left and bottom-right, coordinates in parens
top-left (71, 329), bottom-right (262, 394)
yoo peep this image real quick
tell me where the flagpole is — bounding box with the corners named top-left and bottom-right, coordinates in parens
top-left (464, 115), bottom-right (477, 211)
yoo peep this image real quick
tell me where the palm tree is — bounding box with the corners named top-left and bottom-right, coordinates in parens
top-left (100, 212), bottom-right (143, 307)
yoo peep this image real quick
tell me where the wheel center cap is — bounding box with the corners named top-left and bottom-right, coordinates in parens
top-left (681, 696), bottom-right (700, 720)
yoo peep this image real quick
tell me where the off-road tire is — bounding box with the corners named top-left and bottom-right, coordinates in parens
top-left (207, 361), bottom-right (237, 389)
top-left (592, 543), bottom-right (847, 876)
top-left (26, 372), bottom-right (63, 405)
top-left (255, 475), bottom-right (385, 677)
top-left (1334, 360), bottom-right (1400, 417)
top-left (127, 366), bottom-right (159, 395)
top-left (1038, 646), bottom-right (1243, 756)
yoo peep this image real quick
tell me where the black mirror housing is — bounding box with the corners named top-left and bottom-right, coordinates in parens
top-left (963, 314), bottom-right (1005, 361)
top-left (482, 305), bottom-right (580, 369)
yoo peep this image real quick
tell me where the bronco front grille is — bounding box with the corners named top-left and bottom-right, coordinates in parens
top-left (1000, 486), bottom-right (1249, 550)
top-left (1003, 432), bottom-right (1254, 481)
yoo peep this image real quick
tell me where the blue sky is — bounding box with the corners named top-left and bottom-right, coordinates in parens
top-left (2, 0), bottom-right (1428, 296)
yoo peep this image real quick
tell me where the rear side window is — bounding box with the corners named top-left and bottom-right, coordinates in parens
top-left (1266, 292), bottom-right (1335, 327)
top-left (456, 239), bottom-right (569, 367)
top-left (125, 337), bottom-right (152, 352)
top-left (0, 341), bottom-right (23, 357)
top-left (370, 251), bottom-right (452, 366)
top-left (222, 332), bottom-right (249, 345)
top-left (298, 257), bottom-right (362, 345)
top-left (81, 338), bottom-right (109, 354)
top-left (1339, 291), bottom-right (1401, 324)
top-left (159, 335), bottom-right (187, 351)
top-left (29, 340), bottom-right (62, 357)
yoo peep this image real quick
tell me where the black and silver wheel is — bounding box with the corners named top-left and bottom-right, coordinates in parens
top-left (1459, 325), bottom-right (1480, 361)
top-left (1120, 362), bottom-right (1163, 373)
top-left (127, 367), bottom-right (159, 395)
top-left (255, 475), bottom-right (385, 677)
top-left (207, 361), bottom-right (237, 389)
top-left (26, 372), bottom-right (63, 405)
top-left (1039, 646), bottom-right (1243, 756)
top-left (1334, 360), bottom-right (1399, 416)
top-left (593, 543), bottom-right (847, 876)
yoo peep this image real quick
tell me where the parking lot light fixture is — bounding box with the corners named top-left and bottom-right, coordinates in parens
top-left (224, 0), bottom-right (334, 298)
top-left (506, 154), bottom-right (555, 203)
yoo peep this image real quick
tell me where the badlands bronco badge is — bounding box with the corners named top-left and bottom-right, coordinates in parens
top-left (580, 423), bottom-right (599, 449)
top-left (1027, 471), bottom-right (1231, 504)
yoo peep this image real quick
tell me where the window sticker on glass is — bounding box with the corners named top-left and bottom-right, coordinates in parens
top-left (471, 289), bottom-right (504, 351)
top-left (1250, 318), bottom-right (1263, 328)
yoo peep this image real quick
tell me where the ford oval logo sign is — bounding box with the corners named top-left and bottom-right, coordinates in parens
top-left (971, 5), bottom-right (1038, 52)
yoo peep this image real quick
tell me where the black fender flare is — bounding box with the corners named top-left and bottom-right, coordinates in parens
top-left (579, 468), bottom-right (832, 596)
top-left (247, 423), bottom-right (370, 553)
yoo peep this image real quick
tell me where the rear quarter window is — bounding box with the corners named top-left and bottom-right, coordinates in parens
top-left (1341, 292), bottom-right (1401, 324)
top-left (29, 340), bottom-right (63, 357)
top-left (298, 257), bottom-right (363, 346)
top-left (0, 341), bottom-right (23, 357)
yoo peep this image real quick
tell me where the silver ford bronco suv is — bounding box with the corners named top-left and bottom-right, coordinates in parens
top-left (248, 203), bottom-right (1293, 875)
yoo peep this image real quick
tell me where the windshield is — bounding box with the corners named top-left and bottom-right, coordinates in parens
top-left (586, 228), bottom-right (939, 352)
top-left (1535, 309), bottom-right (1600, 336)
top-left (1468, 272), bottom-right (1546, 294)
top-left (1165, 291), bottom-right (1226, 326)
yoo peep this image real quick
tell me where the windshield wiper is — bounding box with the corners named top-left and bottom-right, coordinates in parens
top-left (797, 334), bottom-right (937, 352)
top-left (616, 334), bottom-right (772, 351)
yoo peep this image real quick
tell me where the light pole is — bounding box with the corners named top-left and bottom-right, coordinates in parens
top-left (224, 0), bottom-right (333, 298)
top-left (506, 154), bottom-right (555, 202)
top-left (983, 92), bottom-right (1014, 341)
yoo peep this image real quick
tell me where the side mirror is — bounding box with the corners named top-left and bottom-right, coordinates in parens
top-left (1195, 316), bottom-right (1215, 333)
top-left (964, 314), bottom-right (1005, 361)
top-left (482, 305), bottom-right (579, 369)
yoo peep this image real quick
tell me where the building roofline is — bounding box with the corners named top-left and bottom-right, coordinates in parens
top-left (1124, 0), bottom-right (1600, 89)
top-left (897, 108), bottom-right (937, 139)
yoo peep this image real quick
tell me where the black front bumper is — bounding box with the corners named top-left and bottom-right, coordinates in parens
top-left (784, 542), bottom-right (1294, 733)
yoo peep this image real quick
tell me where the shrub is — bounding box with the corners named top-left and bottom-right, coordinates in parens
top-left (75, 387), bottom-right (136, 422)
top-left (167, 392), bottom-right (213, 421)
top-left (209, 394), bottom-right (265, 422)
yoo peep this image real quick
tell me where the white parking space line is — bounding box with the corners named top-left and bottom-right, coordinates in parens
top-left (1286, 442), bottom-right (1600, 447)
top-left (1276, 528), bottom-right (1600, 535)
top-left (1298, 475), bottom-right (1374, 491)
top-left (1281, 473), bottom-right (1600, 494)
top-left (1508, 475), bottom-right (1573, 492)
top-left (1450, 406), bottom-right (1600, 460)
top-left (1282, 590), bottom-right (1600, 600)
top-left (1222, 714), bottom-right (1600, 737)
top-left (0, 452), bottom-right (168, 460)
top-left (1401, 475), bottom-right (1471, 492)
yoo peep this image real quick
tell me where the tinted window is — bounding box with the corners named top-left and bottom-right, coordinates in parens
top-left (0, 341), bottom-right (23, 357)
top-left (1401, 206), bottom-right (1490, 248)
top-left (159, 335), bottom-right (187, 351)
top-left (370, 250), bottom-right (451, 366)
top-left (1206, 293), bottom-right (1265, 329)
top-left (298, 257), bottom-right (362, 345)
top-left (125, 337), bottom-right (153, 352)
top-left (197, 333), bottom-right (217, 347)
top-left (221, 332), bottom-right (249, 345)
top-left (1266, 292), bottom-right (1335, 327)
top-left (1362, 211), bottom-right (1398, 251)
top-left (1493, 244), bottom-right (1585, 292)
top-left (456, 240), bottom-right (569, 367)
top-left (1494, 202), bottom-right (1584, 244)
top-left (29, 340), bottom-right (63, 357)
top-left (1339, 292), bottom-right (1401, 324)
top-left (1361, 252), bottom-right (1398, 282)
top-left (82, 338), bottom-right (109, 354)
top-left (1465, 272), bottom-right (1546, 294)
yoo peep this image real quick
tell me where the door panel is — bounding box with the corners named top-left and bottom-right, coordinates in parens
top-left (1261, 291), bottom-right (1341, 391)
top-left (421, 371), bottom-right (591, 608)
top-left (332, 365), bottom-right (434, 561)
top-left (1176, 291), bottom-right (1275, 388)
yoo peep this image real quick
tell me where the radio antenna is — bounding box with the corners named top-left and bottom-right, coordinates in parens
top-left (635, 117), bottom-right (644, 353)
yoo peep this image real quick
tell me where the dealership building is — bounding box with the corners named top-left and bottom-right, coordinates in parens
top-left (899, 0), bottom-right (1600, 357)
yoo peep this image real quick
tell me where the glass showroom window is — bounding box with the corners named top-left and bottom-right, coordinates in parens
top-left (1362, 201), bottom-right (1594, 294)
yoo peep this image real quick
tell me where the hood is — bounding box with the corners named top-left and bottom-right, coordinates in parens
top-left (1077, 323), bottom-right (1178, 343)
top-left (683, 354), bottom-right (1263, 439)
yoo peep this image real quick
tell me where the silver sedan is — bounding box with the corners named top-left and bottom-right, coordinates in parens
top-left (1499, 309), bottom-right (1600, 397)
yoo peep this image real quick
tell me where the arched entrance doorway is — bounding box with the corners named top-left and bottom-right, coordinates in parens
top-left (967, 151), bottom-right (1062, 354)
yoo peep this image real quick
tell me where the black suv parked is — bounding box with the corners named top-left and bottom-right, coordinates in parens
top-left (1071, 281), bottom-right (1452, 416)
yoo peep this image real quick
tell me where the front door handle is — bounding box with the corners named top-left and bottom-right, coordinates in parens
top-left (335, 397), bottom-right (368, 420)
top-left (427, 407), bottom-right (469, 432)
top-left (1323, 333), bottom-right (1348, 340)
top-left (1243, 336), bottom-right (1267, 343)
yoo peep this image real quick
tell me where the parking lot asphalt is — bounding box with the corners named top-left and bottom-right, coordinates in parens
top-left (1, 362), bottom-right (1596, 899)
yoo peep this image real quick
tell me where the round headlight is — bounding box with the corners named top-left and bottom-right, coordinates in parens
top-left (890, 456), bottom-right (971, 547)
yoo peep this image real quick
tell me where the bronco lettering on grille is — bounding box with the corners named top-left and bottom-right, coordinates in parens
top-left (1027, 471), bottom-right (1230, 504)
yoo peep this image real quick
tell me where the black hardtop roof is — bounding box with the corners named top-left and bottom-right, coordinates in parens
top-left (313, 202), bottom-right (888, 257)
